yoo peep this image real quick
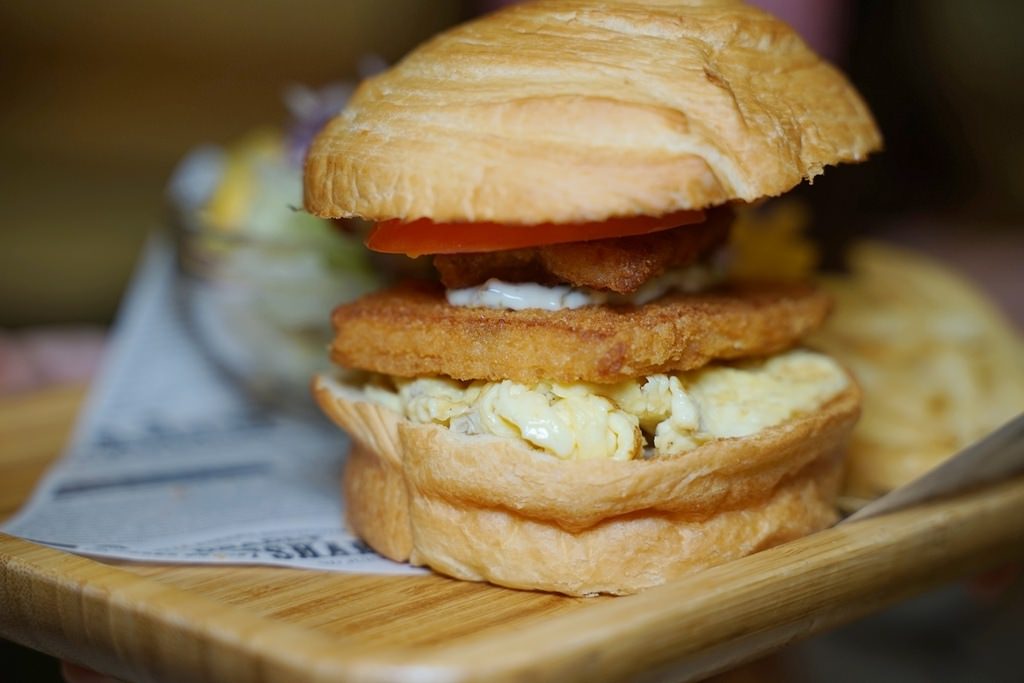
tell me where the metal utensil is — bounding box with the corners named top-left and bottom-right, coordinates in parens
top-left (842, 412), bottom-right (1024, 524)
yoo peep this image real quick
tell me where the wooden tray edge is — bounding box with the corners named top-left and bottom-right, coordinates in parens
top-left (3, 476), bottom-right (1024, 683)
top-left (0, 535), bottom-right (356, 682)
top-left (358, 476), bottom-right (1024, 683)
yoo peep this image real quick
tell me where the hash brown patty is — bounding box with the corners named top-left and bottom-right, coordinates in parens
top-left (330, 281), bottom-right (832, 384)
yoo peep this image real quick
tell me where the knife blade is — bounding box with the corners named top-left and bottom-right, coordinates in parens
top-left (841, 412), bottom-right (1024, 524)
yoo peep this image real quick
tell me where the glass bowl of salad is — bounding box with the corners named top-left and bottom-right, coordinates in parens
top-left (168, 89), bottom-right (381, 415)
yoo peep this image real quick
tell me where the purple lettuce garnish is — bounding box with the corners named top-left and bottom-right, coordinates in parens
top-left (284, 56), bottom-right (389, 169)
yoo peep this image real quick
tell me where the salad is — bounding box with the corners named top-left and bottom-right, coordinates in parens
top-left (168, 84), bottom-right (381, 412)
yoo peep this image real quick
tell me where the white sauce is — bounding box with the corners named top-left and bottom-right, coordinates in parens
top-left (446, 280), bottom-right (593, 311)
top-left (445, 263), bottom-right (723, 311)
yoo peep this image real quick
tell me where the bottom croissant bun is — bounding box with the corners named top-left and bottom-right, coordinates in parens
top-left (314, 377), bottom-right (860, 596)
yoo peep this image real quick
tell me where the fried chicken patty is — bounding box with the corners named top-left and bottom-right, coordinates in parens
top-left (330, 281), bottom-right (832, 384)
top-left (434, 208), bottom-right (731, 294)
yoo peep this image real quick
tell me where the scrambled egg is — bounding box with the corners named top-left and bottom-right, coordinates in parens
top-left (365, 350), bottom-right (848, 461)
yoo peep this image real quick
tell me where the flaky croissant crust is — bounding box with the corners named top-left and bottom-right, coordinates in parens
top-left (313, 376), bottom-right (860, 595)
top-left (305, 0), bottom-right (882, 225)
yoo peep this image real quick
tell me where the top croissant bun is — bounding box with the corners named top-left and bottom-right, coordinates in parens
top-left (304, 0), bottom-right (882, 225)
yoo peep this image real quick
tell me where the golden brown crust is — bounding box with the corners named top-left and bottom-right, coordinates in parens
top-left (313, 376), bottom-right (860, 595)
top-left (329, 281), bottom-right (832, 383)
top-left (332, 398), bottom-right (413, 561)
top-left (408, 456), bottom-right (842, 595)
top-left (304, 0), bottom-right (882, 224)
top-left (342, 446), bottom-right (412, 562)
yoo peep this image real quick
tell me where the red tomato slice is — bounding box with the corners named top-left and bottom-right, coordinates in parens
top-left (365, 209), bottom-right (706, 256)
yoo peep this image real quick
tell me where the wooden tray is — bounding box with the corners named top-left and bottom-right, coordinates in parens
top-left (2, 384), bottom-right (1023, 683)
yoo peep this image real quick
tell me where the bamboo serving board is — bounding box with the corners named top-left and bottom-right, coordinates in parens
top-left (2, 385), bottom-right (1024, 683)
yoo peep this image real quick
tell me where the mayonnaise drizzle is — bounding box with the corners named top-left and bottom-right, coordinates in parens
top-left (445, 263), bottom-right (723, 311)
top-left (446, 281), bottom-right (593, 311)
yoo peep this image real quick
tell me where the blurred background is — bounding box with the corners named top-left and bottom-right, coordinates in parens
top-left (0, 0), bottom-right (461, 329)
top-left (1, 0), bottom-right (1021, 681)
top-left (0, 0), bottom-right (1021, 333)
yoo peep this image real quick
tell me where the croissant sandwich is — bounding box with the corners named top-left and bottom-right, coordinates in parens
top-left (305, 0), bottom-right (880, 596)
